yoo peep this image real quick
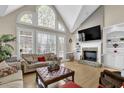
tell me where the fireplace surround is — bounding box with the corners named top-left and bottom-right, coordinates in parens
top-left (80, 46), bottom-right (101, 67)
top-left (83, 51), bottom-right (97, 62)
top-left (78, 41), bottom-right (102, 67)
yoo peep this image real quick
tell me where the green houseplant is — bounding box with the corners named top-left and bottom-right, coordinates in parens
top-left (0, 34), bottom-right (16, 62)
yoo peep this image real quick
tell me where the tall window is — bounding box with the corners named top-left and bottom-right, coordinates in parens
top-left (58, 22), bottom-right (65, 31)
top-left (58, 36), bottom-right (65, 58)
top-left (17, 6), bottom-right (67, 59)
top-left (37, 6), bottom-right (55, 29)
top-left (20, 13), bottom-right (32, 24)
top-left (19, 29), bottom-right (33, 55)
top-left (37, 32), bottom-right (56, 54)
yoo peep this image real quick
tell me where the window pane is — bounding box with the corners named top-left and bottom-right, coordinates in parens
top-left (19, 30), bottom-right (33, 54)
top-left (37, 32), bottom-right (56, 54)
top-left (37, 6), bottom-right (55, 29)
top-left (58, 36), bottom-right (65, 58)
top-left (20, 13), bottom-right (32, 24)
top-left (58, 22), bottom-right (65, 31)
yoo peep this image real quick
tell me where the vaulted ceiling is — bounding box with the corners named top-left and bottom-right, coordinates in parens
top-left (0, 5), bottom-right (100, 32)
top-left (55, 5), bottom-right (82, 32)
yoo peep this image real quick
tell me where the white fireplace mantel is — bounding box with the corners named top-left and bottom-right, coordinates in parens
top-left (80, 40), bottom-right (102, 64)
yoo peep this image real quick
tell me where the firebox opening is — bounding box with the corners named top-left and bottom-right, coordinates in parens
top-left (83, 51), bottom-right (97, 62)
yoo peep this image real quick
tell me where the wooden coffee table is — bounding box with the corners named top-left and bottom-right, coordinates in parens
top-left (36, 66), bottom-right (75, 88)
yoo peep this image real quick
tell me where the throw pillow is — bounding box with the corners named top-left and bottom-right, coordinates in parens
top-left (59, 81), bottom-right (81, 88)
top-left (0, 66), bottom-right (18, 78)
top-left (38, 56), bottom-right (46, 62)
top-left (47, 54), bottom-right (55, 61)
top-left (22, 55), bottom-right (34, 64)
top-left (0, 61), bottom-right (10, 70)
top-left (97, 84), bottom-right (105, 88)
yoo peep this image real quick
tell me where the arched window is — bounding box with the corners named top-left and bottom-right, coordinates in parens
top-left (37, 6), bottom-right (55, 29)
top-left (19, 13), bottom-right (33, 24)
top-left (17, 6), bottom-right (67, 59)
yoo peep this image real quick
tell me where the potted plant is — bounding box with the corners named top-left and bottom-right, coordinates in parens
top-left (0, 34), bottom-right (16, 62)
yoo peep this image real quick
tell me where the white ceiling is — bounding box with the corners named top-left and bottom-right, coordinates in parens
top-left (0, 5), bottom-right (99, 32)
top-left (4, 5), bottom-right (23, 15)
top-left (0, 5), bottom-right (23, 16)
top-left (0, 5), bottom-right (8, 16)
top-left (55, 5), bottom-right (82, 31)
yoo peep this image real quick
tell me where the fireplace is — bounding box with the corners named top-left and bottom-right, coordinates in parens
top-left (83, 51), bottom-right (97, 62)
top-left (81, 47), bottom-right (101, 67)
top-left (79, 41), bottom-right (102, 67)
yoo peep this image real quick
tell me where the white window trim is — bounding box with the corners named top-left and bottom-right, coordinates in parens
top-left (16, 27), bottom-right (35, 59)
top-left (16, 6), bottom-right (68, 59)
top-left (36, 5), bottom-right (57, 29)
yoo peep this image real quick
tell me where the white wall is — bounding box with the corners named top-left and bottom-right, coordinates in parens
top-left (104, 5), bottom-right (124, 27)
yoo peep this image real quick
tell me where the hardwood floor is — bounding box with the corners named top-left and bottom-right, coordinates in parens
top-left (23, 61), bottom-right (116, 88)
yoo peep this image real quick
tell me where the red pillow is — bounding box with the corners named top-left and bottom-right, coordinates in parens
top-left (38, 56), bottom-right (46, 62)
top-left (59, 81), bottom-right (81, 88)
top-left (97, 84), bottom-right (105, 88)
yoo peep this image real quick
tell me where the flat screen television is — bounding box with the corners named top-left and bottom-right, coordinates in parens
top-left (78, 25), bottom-right (101, 41)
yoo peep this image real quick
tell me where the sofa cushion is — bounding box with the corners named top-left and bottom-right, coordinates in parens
top-left (0, 80), bottom-right (23, 88)
top-left (45, 53), bottom-right (56, 61)
top-left (27, 61), bottom-right (50, 69)
top-left (0, 61), bottom-right (10, 69)
top-left (22, 54), bottom-right (34, 64)
top-left (0, 66), bottom-right (18, 78)
top-left (33, 54), bottom-right (40, 62)
top-left (0, 70), bottom-right (22, 85)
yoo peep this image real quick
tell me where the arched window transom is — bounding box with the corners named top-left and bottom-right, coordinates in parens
top-left (37, 6), bottom-right (55, 29)
top-left (20, 13), bottom-right (33, 24)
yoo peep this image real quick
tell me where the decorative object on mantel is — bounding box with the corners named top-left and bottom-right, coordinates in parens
top-left (113, 43), bottom-right (118, 48)
top-left (0, 34), bottom-right (16, 62)
top-left (47, 61), bottom-right (60, 72)
top-left (107, 39), bottom-right (111, 42)
top-left (69, 38), bottom-right (72, 43)
top-left (114, 50), bottom-right (117, 53)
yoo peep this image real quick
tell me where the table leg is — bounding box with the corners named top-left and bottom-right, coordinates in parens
top-left (72, 73), bottom-right (74, 82)
top-left (36, 72), bottom-right (38, 83)
top-left (44, 85), bottom-right (48, 88)
top-left (36, 72), bottom-right (47, 88)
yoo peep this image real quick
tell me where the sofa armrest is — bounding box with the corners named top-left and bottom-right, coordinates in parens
top-left (99, 70), bottom-right (124, 87)
top-left (7, 62), bottom-right (22, 70)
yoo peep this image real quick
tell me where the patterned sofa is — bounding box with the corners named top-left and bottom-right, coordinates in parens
top-left (21, 53), bottom-right (62, 74)
top-left (0, 62), bottom-right (23, 88)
